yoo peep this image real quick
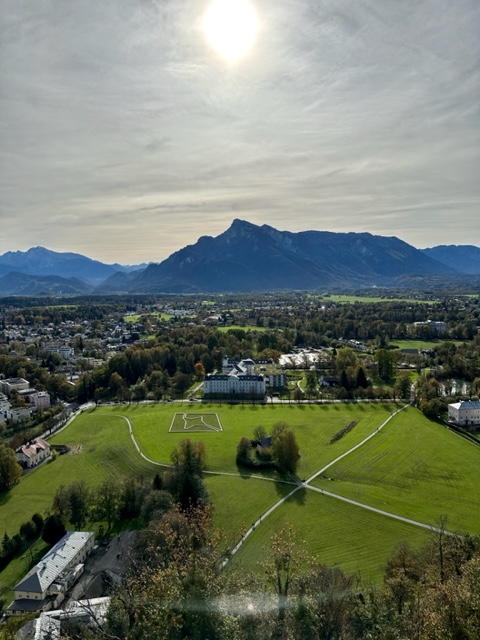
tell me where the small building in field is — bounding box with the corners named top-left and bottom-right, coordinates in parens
top-left (448, 400), bottom-right (480, 426)
top-left (15, 438), bottom-right (51, 468)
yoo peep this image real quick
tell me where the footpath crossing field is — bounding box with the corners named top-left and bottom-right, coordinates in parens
top-left (1, 401), bottom-right (479, 586)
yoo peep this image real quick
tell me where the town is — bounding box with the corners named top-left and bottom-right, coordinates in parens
top-left (0, 291), bottom-right (479, 638)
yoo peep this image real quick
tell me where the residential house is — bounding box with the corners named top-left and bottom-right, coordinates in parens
top-left (15, 438), bottom-right (51, 468)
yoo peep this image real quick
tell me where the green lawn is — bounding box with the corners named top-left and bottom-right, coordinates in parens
top-left (216, 325), bottom-right (269, 333)
top-left (324, 295), bottom-right (432, 304)
top-left (391, 339), bottom-right (468, 350)
top-left (2, 401), bottom-right (478, 594)
top-left (1, 410), bottom-right (155, 537)
top-left (311, 407), bottom-right (480, 533)
top-left (204, 475), bottom-right (293, 550)
top-left (128, 402), bottom-right (400, 478)
top-left (228, 490), bottom-right (431, 583)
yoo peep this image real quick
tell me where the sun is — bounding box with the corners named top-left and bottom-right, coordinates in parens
top-left (203, 0), bottom-right (258, 61)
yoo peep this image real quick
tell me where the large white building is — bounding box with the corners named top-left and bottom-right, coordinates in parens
top-left (203, 373), bottom-right (265, 397)
top-left (206, 355), bottom-right (285, 397)
top-left (448, 401), bottom-right (480, 426)
top-left (8, 531), bottom-right (95, 615)
top-left (413, 320), bottom-right (447, 334)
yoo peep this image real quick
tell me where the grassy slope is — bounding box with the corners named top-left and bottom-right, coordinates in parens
top-left (311, 407), bottom-right (480, 533)
top-left (1, 410), bottom-right (155, 537)
top-left (228, 490), bottom-right (431, 583)
top-left (204, 475), bottom-right (293, 549)
top-left (2, 402), bottom-right (478, 593)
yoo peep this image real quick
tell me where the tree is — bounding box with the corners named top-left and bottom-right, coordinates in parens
top-left (194, 361), bottom-right (206, 381)
top-left (31, 513), bottom-right (44, 537)
top-left (394, 370), bottom-right (412, 400)
top-left (375, 348), bottom-right (396, 382)
top-left (68, 481), bottom-right (90, 529)
top-left (19, 520), bottom-right (37, 542)
top-left (169, 440), bottom-right (208, 510)
top-left (141, 490), bottom-right (175, 523)
top-left (335, 347), bottom-right (359, 376)
top-left (0, 445), bottom-right (22, 491)
top-left (93, 477), bottom-right (121, 530)
top-left (271, 425), bottom-right (300, 476)
top-left (264, 525), bottom-right (307, 633)
top-left (236, 437), bottom-right (252, 461)
top-left (152, 472), bottom-right (163, 491)
top-left (52, 484), bottom-right (72, 520)
top-left (305, 371), bottom-right (317, 399)
top-left (355, 366), bottom-right (369, 389)
top-left (42, 514), bottom-right (66, 545)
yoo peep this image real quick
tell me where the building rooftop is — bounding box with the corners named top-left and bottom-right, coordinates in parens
top-left (449, 400), bottom-right (480, 410)
top-left (15, 531), bottom-right (94, 595)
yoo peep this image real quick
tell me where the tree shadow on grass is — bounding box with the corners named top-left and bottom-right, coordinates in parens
top-left (0, 488), bottom-right (13, 508)
top-left (290, 486), bottom-right (307, 506)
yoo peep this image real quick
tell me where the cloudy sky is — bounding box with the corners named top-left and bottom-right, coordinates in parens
top-left (1, 0), bottom-right (479, 264)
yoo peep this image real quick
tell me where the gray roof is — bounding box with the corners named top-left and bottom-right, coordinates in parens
top-left (449, 400), bottom-right (480, 410)
top-left (15, 531), bottom-right (93, 595)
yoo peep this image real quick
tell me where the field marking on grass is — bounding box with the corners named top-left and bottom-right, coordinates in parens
top-left (169, 412), bottom-right (222, 433)
top-left (109, 412), bottom-right (296, 485)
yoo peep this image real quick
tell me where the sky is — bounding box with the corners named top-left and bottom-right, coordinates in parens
top-left (1, 0), bottom-right (479, 264)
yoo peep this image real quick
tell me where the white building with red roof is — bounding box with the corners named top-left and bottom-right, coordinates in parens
top-left (15, 437), bottom-right (51, 468)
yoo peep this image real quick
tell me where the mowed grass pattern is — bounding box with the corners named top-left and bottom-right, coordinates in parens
top-left (2, 401), bottom-right (477, 590)
top-left (311, 407), bottom-right (480, 533)
top-left (128, 402), bottom-right (399, 477)
top-left (204, 475), bottom-right (293, 549)
top-left (228, 490), bottom-right (431, 583)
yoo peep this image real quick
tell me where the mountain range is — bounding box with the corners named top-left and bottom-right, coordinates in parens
top-left (1, 220), bottom-right (479, 295)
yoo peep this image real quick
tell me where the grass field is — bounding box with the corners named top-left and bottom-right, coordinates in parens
top-left (128, 402), bottom-right (399, 478)
top-left (311, 407), bottom-right (480, 533)
top-left (323, 295), bottom-right (433, 304)
top-left (391, 339), bottom-right (468, 350)
top-left (216, 325), bottom-right (269, 333)
top-left (1, 410), bottom-right (155, 537)
top-left (1, 401), bottom-right (479, 593)
top-left (228, 490), bottom-right (431, 583)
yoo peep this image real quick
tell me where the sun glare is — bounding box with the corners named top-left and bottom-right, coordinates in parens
top-left (203, 0), bottom-right (258, 61)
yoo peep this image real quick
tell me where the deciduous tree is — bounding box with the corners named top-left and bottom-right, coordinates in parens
top-left (0, 445), bottom-right (22, 491)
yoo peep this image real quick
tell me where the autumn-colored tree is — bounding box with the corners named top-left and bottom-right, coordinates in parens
top-left (194, 361), bottom-right (206, 380)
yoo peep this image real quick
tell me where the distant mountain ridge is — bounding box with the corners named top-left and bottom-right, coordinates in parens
top-left (1, 222), bottom-right (479, 296)
top-left (421, 245), bottom-right (480, 275)
top-left (0, 246), bottom-right (146, 285)
top-left (99, 219), bottom-right (458, 293)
